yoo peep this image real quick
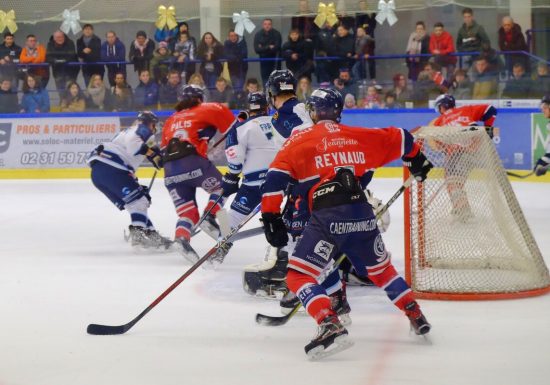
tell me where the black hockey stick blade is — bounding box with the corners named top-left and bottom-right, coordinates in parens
top-left (255, 303), bottom-right (302, 326)
top-left (506, 171), bottom-right (534, 179)
top-left (87, 322), bottom-right (133, 335)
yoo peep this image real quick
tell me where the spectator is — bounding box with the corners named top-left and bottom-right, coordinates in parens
top-left (502, 63), bottom-right (532, 99)
top-left (110, 72), bottom-right (133, 111)
top-left (456, 8), bottom-right (490, 68)
top-left (530, 62), bottom-right (550, 99)
top-left (210, 77), bottom-right (233, 106)
top-left (0, 32), bottom-right (22, 89)
top-left (291, 0), bottom-right (317, 41)
top-left (150, 41), bottom-right (172, 84)
top-left (85, 73), bottom-right (112, 111)
top-left (429, 22), bottom-right (457, 80)
top-left (391, 73), bottom-right (413, 106)
top-left (223, 30), bottom-right (248, 90)
top-left (296, 76), bottom-right (312, 102)
top-left (19, 34), bottom-right (49, 89)
top-left (196, 32), bottom-right (224, 89)
top-left (332, 67), bottom-right (356, 98)
top-left (187, 72), bottom-right (210, 101)
top-left (20, 74), bottom-right (50, 113)
top-left (352, 26), bottom-right (375, 81)
top-left (412, 70), bottom-right (440, 107)
top-left (314, 22), bottom-right (336, 83)
top-left (449, 68), bottom-right (472, 99)
top-left (231, 77), bottom-right (260, 109)
top-left (254, 18), bottom-right (282, 85)
top-left (423, 62), bottom-right (450, 93)
top-left (405, 21), bottom-right (430, 81)
top-left (355, 0), bottom-right (377, 39)
top-left (384, 91), bottom-right (402, 109)
top-left (470, 56), bottom-right (498, 99)
top-left (60, 81), bottom-right (86, 112)
top-left (46, 30), bottom-right (79, 96)
top-left (359, 85), bottom-right (383, 108)
top-left (159, 69), bottom-right (182, 107)
top-left (282, 29), bottom-right (312, 80)
top-left (133, 70), bottom-right (159, 110)
top-left (170, 22), bottom-right (197, 79)
top-left (77, 24), bottom-right (104, 86)
top-left (344, 93), bottom-right (357, 109)
top-left (172, 31), bottom-right (196, 82)
top-left (129, 31), bottom-right (155, 74)
top-left (101, 31), bottom-right (126, 87)
top-left (498, 16), bottom-right (529, 74)
top-left (0, 78), bottom-right (18, 113)
top-left (330, 25), bottom-right (355, 79)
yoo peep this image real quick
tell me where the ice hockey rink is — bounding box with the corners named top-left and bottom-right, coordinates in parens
top-left (1, 176), bottom-right (549, 385)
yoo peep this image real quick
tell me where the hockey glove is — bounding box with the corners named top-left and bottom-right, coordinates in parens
top-left (261, 213), bottom-right (289, 248)
top-left (221, 173), bottom-right (240, 197)
top-left (146, 146), bottom-right (163, 170)
top-left (403, 151), bottom-right (433, 182)
top-left (366, 190), bottom-right (391, 233)
top-left (534, 155), bottom-right (550, 177)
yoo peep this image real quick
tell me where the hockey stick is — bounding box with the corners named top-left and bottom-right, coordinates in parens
top-left (190, 194), bottom-right (224, 237)
top-left (147, 169), bottom-right (158, 190)
top-left (506, 171), bottom-right (534, 179)
top-left (255, 175), bottom-right (416, 327)
top-left (87, 204), bottom-right (262, 335)
top-left (229, 226), bottom-right (263, 242)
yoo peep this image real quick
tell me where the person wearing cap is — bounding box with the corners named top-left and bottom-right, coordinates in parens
top-left (129, 31), bottom-right (156, 74)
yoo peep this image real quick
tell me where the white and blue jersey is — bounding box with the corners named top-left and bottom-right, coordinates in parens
top-left (271, 97), bottom-right (313, 146)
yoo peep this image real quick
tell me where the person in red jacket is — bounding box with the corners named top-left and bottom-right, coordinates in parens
top-left (429, 22), bottom-right (457, 80)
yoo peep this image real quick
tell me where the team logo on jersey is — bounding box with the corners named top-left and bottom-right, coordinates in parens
top-left (225, 147), bottom-right (237, 159)
top-left (239, 196), bottom-right (248, 205)
top-left (121, 187), bottom-right (131, 196)
top-left (313, 240), bottom-right (334, 261)
top-left (0, 124), bottom-right (12, 153)
top-left (202, 177), bottom-right (220, 191)
top-left (324, 122), bottom-right (340, 133)
top-left (374, 234), bottom-right (386, 261)
top-left (315, 136), bottom-right (359, 152)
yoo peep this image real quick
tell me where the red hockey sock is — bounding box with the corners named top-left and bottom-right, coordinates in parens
top-left (287, 269), bottom-right (334, 323)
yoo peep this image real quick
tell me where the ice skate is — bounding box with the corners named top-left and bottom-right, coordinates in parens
top-left (243, 246), bottom-right (289, 299)
top-left (175, 237), bottom-right (200, 263)
top-left (128, 225), bottom-right (150, 248)
top-left (279, 290), bottom-right (301, 314)
top-left (330, 285), bottom-right (352, 326)
top-left (199, 213), bottom-right (221, 239)
top-left (207, 242), bottom-right (233, 266)
top-left (144, 229), bottom-right (173, 249)
top-left (305, 314), bottom-right (354, 360)
top-left (405, 301), bottom-right (431, 335)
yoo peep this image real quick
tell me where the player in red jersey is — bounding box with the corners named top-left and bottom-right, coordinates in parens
top-left (260, 88), bottom-right (433, 359)
top-left (161, 85), bottom-right (235, 261)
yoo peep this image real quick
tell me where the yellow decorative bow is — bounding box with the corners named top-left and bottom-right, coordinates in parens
top-left (0, 10), bottom-right (17, 34)
top-left (314, 2), bottom-right (338, 29)
top-left (156, 5), bottom-right (177, 30)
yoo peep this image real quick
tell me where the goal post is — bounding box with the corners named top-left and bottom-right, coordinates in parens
top-left (404, 125), bottom-right (550, 300)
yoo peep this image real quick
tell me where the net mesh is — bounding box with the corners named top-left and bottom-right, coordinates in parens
top-left (406, 126), bottom-right (550, 298)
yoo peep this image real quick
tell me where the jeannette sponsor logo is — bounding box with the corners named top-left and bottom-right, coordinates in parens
top-left (316, 136), bottom-right (359, 152)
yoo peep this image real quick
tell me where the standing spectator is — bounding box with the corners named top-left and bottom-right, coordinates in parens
top-left (19, 34), bottom-right (49, 88)
top-left (391, 73), bottom-right (412, 106)
top-left (101, 31), bottom-right (126, 87)
top-left (196, 32), bottom-right (224, 89)
top-left (60, 81), bottom-right (86, 112)
top-left (291, 0), bottom-right (317, 41)
top-left (314, 22), bottom-right (336, 83)
top-left (77, 24), bottom-right (104, 86)
top-left (133, 69), bottom-right (159, 110)
top-left (405, 21), bottom-right (430, 81)
top-left (85, 74), bottom-right (112, 111)
top-left (159, 69), bottom-right (182, 107)
top-left (456, 8), bottom-right (490, 69)
top-left (282, 29), bottom-right (310, 79)
top-left (344, 93), bottom-right (357, 109)
top-left (231, 77), bottom-right (260, 109)
top-left (224, 30), bottom-right (248, 90)
top-left (20, 74), bottom-right (50, 113)
top-left (384, 92), bottom-right (402, 109)
top-left (296, 76), bottom-right (312, 102)
top-left (330, 25), bottom-right (355, 79)
top-left (169, 22), bottom-right (197, 51)
top-left (531, 62), bottom-right (550, 99)
top-left (172, 31), bottom-right (196, 82)
top-left (352, 26), bottom-right (375, 81)
top-left (110, 72), bottom-right (133, 111)
top-left (429, 22), bottom-right (457, 80)
top-left (46, 30), bottom-right (79, 96)
top-left (254, 19), bottom-right (282, 85)
top-left (502, 63), bottom-right (532, 99)
top-left (356, 0), bottom-right (377, 37)
top-left (449, 68), bottom-right (472, 99)
top-left (150, 41), bottom-right (172, 84)
top-left (210, 77), bottom-right (233, 106)
top-left (470, 56), bottom-right (498, 99)
top-left (0, 78), bottom-right (18, 113)
top-left (0, 32), bottom-right (22, 89)
top-left (129, 31), bottom-right (155, 74)
top-left (498, 16), bottom-right (529, 75)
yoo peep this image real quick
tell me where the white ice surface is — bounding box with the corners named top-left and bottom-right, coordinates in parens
top-left (1, 178), bottom-right (549, 385)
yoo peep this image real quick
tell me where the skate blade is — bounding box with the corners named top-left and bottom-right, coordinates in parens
top-left (338, 313), bottom-right (352, 326)
top-left (307, 335), bottom-right (354, 361)
top-left (199, 222), bottom-right (221, 240)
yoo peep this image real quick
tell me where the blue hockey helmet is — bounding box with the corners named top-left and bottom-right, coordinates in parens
top-left (248, 92), bottom-right (269, 114)
top-left (265, 69), bottom-right (297, 106)
top-left (305, 88), bottom-right (344, 123)
top-left (177, 84), bottom-right (204, 106)
top-left (137, 111), bottom-right (159, 125)
top-left (434, 94), bottom-right (456, 113)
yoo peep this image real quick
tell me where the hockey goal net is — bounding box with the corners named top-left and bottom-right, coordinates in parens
top-left (404, 125), bottom-right (550, 300)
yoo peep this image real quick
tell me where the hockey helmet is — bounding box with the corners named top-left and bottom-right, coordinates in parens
top-left (542, 94), bottom-right (550, 106)
top-left (248, 92), bottom-right (269, 114)
top-left (177, 84), bottom-right (205, 104)
top-left (434, 94), bottom-right (456, 113)
top-left (305, 88), bottom-right (344, 123)
top-left (137, 111), bottom-right (159, 126)
top-left (265, 69), bottom-right (297, 107)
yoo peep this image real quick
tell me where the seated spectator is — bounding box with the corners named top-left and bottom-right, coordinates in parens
top-left (19, 34), bottom-right (49, 89)
top-left (77, 24), bottom-right (104, 86)
top-left (197, 32), bottom-right (224, 89)
top-left (412, 70), bottom-right (441, 107)
top-left (332, 68), bottom-right (356, 98)
top-left (391, 73), bottom-right (412, 106)
top-left (502, 63), bottom-right (532, 99)
top-left (405, 21), bottom-right (430, 81)
top-left (449, 68), bottom-right (472, 99)
top-left (110, 72), bottom-right (133, 111)
top-left (530, 62), bottom-right (550, 99)
top-left (429, 22), bottom-right (456, 80)
top-left (456, 8), bottom-right (490, 69)
top-left (282, 29), bottom-right (313, 80)
top-left (296, 76), bottom-right (312, 102)
top-left (85, 74), bottom-right (112, 111)
top-left (384, 92), bottom-right (402, 109)
top-left (478, 43), bottom-right (503, 74)
top-left (46, 30), bottom-right (79, 97)
top-left (101, 31), bottom-right (126, 87)
top-left (60, 81), bottom-right (86, 112)
top-left (232, 77), bottom-right (260, 109)
top-left (129, 31), bottom-right (155, 74)
top-left (0, 32), bottom-right (22, 89)
top-left (159, 69), bottom-right (182, 107)
top-left (344, 93), bottom-right (357, 109)
top-left (20, 74), bottom-right (50, 113)
top-left (423, 62), bottom-right (450, 93)
top-left (150, 41), bottom-right (172, 84)
top-left (173, 31), bottom-right (196, 82)
top-left (470, 56), bottom-right (498, 99)
top-left (224, 30), bottom-right (248, 90)
top-left (498, 16), bottom-right (529, 74)
top-left (352, 26), bottom-right (375, 81)
top-left (0, 78), bottom-right (18, 113)
top-left (359, 85), bottom-right (383, 108)
top-left (329, 25), bottom-right (355, 80)
top-left (210, 77), bottom-right (233, 106)
top-left (134, 70), bottom-right (159, 110)
top-left (187, 72), bottom-right (210, 101)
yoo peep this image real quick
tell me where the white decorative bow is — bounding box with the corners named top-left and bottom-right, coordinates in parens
top-left (60, 9), bottom-right (81, 35)
top-left (375, 0), bottom-right (398, 26)
top-left (232, 11), bottom-right (255, 36)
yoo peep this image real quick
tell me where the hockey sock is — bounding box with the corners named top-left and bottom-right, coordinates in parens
top-left (175, 201), bottom-right (199, 240)
top-left (146, 219), bottom-right (155, 230)
top-left (322, 268), bottom-right (343, 296)
top-left (204, 192), bottom-right (225, 216)
top-left (287, 269), bottom-right (335, 323)
top-left (125, 196), bottom-right (151, 227)
top-left (367, 264), bottom-right (416, 312)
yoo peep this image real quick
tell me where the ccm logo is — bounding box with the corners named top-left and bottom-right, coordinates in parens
top-left (313, 185), bottom-right (335, 199)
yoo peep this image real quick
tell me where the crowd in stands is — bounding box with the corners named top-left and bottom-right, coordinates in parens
top-left (0, 5), bottom-right (548, 114)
